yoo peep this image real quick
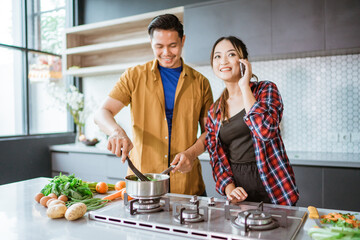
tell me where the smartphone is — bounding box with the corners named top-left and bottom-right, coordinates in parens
top-left (240, 62), bottom-right (245, 78)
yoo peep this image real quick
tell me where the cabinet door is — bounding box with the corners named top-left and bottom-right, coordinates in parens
top-left (52, 152), bottom-right (108, 182)
top-left (106, 155), bottom-right (128, 180)
top-left (184, 0), bottom-right (271, 65)
top-left (323, 167), bottom-right (360, 211)
top-left (325, 0), bottom-right (360, 50)
top-left (292, 166), bottom-right (323, 208)
top-left (271, 0), bottom-right (325, 54)
top-left (200, 160), bottom-right (223, 198)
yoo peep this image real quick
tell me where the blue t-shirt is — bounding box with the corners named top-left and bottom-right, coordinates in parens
top-left (158, 64), bottom-right (182, 158)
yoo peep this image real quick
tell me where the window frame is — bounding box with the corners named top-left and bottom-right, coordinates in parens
top-left (0, 0), bottom-right (78, 139)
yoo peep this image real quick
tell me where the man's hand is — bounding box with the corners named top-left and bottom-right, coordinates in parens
top-left (171, 152), bottom-right (194, 173)
top-left (107, 130), bottom-right (133, 163)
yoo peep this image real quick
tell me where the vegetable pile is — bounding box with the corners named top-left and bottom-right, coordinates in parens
top-left (308, 212), bottom-right (360, 240)
top-left (321, 212), bottom-right (360, 228)
top-left (34, 191), bottom-right (87, 220)
top-left (35, 174), bottom-right (133, 221)
top-left (41, 173), bottom-right (93, 200)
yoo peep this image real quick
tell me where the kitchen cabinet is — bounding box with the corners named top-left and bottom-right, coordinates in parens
top-left (293, 165), bottom-right (360, 211)
top-left (323, 167), bottom-right (360, 211)
top-left (63, 7), bottom-right (183, 77)
top-left (271, 0), bottom-right (325, 54)
top-left (184, 0), bottom-right (271, 65)
top-left (292, 166), bottom-right (323, 208)
top-left (325, 0), bottom-right (360, 50)
top-left (51, 151), bottom-right (128, 183)
top-left (184, 0), bottom-right (360, 64)
top-left (199, 156), bottom-right (223, 198)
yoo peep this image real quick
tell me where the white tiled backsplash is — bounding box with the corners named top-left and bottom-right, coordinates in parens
top-left (84, 53), bottom-right (360, 153)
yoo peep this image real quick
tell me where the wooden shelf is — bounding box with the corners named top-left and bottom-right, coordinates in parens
top-left (65, 37), bottom-right (150, 55)
top-left (64, 62), bottom-right (146, 77)
top-left (63, 6), bottom-right (184, 77)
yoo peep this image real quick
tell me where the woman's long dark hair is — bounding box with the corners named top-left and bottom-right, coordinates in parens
top-left (210, 36), bottom-right (258, 122)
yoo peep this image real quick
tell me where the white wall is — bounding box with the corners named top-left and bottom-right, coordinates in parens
top-left (83, 53), bottom-right (360, 153)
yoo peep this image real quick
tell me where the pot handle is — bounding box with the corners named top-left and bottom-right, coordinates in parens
top-left (161, 165), bottom-right (176, 175)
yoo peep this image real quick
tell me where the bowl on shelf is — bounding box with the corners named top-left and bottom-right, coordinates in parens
top-left (81, 138), bottom-right (99, 146)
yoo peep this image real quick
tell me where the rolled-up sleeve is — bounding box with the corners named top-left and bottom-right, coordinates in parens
top-left (109, 69), bottom-right (134, 106)
top-left (244, 81), bottom-right (283, 142)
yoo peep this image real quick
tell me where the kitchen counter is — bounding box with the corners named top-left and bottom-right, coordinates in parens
top-left (51, 144), bottom-right (360, 168)
top-left (1, 177), bottom-right (359, 240)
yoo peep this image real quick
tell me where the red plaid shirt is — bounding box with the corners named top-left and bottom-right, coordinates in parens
top-left (205, 81), bottom-right (299, 206)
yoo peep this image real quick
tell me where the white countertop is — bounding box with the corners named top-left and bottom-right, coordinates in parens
top-left (0, 178), bottom-right (186, 240)
top-left (50, 144), bottom-right (360, 168)
top-left (1, 177), bottom-right (359, 240)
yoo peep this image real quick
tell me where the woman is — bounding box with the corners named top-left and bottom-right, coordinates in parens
top-left (205, 36), bottom-right (299, 206)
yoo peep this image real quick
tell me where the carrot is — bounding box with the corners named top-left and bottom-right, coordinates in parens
top-left (102, 188), bottom-right (125, 201)
top-left (121, 189), bottom-right (133, 201)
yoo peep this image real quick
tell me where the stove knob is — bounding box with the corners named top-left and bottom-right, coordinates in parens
top-left (207, 197), bottom-right (215, 206)
top-left (190, 195), bottom-right (198, 203)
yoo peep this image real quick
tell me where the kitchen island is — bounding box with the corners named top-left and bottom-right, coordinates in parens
top-left (50, 144), bottom-right (360, 211)
top-left (1, 177), bottom-right (359, 240)
top-left (50, 144), bottom-right (360, 169)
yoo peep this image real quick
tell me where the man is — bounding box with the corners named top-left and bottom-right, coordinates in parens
top-left (94, 14), bottom-right (213, 195)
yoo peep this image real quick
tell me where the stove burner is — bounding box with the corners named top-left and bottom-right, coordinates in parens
top-left (124, 194), bottom-right (170, 215)
top-left (236, 209), bottom-right (273, 226)
top-left (231, 212), bottom-right (279, 231)
top-left (225, 201), bottom-right (286, 232)
top-left (174, 211), bottom-right (205, 223)
top-left (133, 198), bottom-right (163, 213)
top-left (182, 209), bottom-right (198, 219)
top-left (172, 195), bottom-right (208, 224)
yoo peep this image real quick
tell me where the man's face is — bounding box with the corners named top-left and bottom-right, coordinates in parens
top-left (150, 29), bottom-right (185, 68)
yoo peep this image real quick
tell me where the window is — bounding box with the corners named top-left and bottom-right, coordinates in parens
top-left (0, 0), bottom-right (73, 137)
top-left (0, 48), bottom-right (25, 136)
top-left (27, 0), bottom-right (66, 54)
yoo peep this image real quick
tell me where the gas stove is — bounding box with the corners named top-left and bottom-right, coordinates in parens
top-left (89, 194), bottom-right (307, 240)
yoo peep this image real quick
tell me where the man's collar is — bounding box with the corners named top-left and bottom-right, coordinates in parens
top-left (151, 58), bottom-right (186, 75)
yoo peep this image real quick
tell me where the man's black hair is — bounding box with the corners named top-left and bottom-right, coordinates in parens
top-left (148, 14), bottom-right (184, 39)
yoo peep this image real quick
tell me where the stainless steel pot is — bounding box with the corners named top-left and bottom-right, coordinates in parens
top-left (125, 173), bottom-right (169, 199)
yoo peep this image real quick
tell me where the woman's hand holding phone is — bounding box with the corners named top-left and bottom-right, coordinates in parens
top-left (238, 59), bottom-right (252, 88)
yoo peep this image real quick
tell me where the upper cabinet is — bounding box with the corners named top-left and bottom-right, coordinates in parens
top-left (184, 0), bottom-right (360, 65)
top-left (271, 0), bottom-right (325, 54)
top-left (63, 7), bottom-right (183, 77)
top-left (325, 0), bottom-right (360, 50)
top-left (184, 0), bottom-right (271, 65)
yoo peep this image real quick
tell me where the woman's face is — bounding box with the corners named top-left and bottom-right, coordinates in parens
top-left (212, 39), bottom-right (242, 82)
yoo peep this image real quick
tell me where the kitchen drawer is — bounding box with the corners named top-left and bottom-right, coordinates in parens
top-left (52, 152), bottom-right (76, 172)
top-left (323, 167), bottom-right (360, 211)
top-left (106, 155), bottom-right (128, 179)
top-left (51, 170), bottom-right (108, 182)
top-left (52, 152), bottom-right (107, 175)
top-left (200, 160), bottom-right (223, 199)
top-left (292, 166), bottom-right (322, 208)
